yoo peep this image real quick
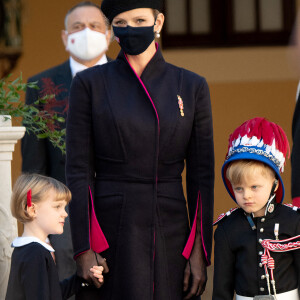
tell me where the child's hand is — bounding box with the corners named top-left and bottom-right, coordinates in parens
top-left (90, 266), bottom-right (104, 283)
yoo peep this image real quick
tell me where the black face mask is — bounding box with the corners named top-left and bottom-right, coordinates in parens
top-left (113, 25), bottom-right (155, 55)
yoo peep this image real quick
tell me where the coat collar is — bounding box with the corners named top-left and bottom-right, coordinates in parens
top-left (12, 236), bottom-right (55, 252)
top-left (116, 43), bottom-right (166, 80)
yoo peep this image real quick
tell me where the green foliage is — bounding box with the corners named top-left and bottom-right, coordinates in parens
top-left (0, 74), bottom-right (66, 154)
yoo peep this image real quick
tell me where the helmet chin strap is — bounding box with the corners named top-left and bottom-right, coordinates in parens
top-left (245, 179), bottom-right (279, 230)
top-left (264, 179), bottom-right (279, 216)
top-left (271, 179), bottom-right (279, 196)
top-left (264, 194), bottom-right (276, 216)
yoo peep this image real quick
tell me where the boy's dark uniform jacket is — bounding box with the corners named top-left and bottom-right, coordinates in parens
top-left (213, 205), bottom-right (300, 300)
top-left (66, 47), bottom-right (214, 300)
top-left (292, 95), bottom-right (300, 200)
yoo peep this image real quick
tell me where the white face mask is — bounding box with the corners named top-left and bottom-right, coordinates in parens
top-left (66, 28), bottom-right (108, 61)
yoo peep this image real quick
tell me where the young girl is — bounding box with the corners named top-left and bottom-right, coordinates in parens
top-left (213, 118), bottom-right (300, 300)
top-left (6, 174), bottom-right (104, 300)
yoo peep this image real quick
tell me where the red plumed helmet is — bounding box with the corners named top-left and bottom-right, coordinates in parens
top-left (222, 117), bottom-right (290, 203)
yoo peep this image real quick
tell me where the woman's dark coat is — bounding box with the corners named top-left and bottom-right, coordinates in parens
top-left (66, 47), bottom-right (214, 300)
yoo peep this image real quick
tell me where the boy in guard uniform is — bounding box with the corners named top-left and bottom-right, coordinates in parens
top-left (213, 118), bottom-right (300, 300)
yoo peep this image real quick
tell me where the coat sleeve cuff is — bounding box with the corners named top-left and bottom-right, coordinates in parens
top-left (182, 191), bottom-right (210, 265)
top-left (74, 249), bottom-right (89, 260)
top-left (293, 197), bottom-right (300, 207)
top-left (89, 186), bottom-right (109, 253)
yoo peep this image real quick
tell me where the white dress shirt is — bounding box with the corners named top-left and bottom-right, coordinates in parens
top-left (69, 55), bottom-right (108, 77)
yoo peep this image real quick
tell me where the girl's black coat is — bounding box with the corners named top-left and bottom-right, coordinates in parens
top-left (66, 47), bottom-right (214, 300)
top-left (6, 243), bottom-right (80, 300)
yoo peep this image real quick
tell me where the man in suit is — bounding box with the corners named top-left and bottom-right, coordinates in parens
top-left (21, 0), bottom-right (111, 286)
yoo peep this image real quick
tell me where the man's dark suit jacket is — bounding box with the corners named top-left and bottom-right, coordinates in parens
top-left (22, 60), bottom-right (71, 183)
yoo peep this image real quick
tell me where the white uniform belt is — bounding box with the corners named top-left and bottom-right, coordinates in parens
top-left (236, 289), bottom-right (299, 300)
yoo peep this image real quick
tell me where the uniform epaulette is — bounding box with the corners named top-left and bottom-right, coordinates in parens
top-left (283, 203), bottom-right (300, 211)
top-left (213, 207), bottom-right (239, 226)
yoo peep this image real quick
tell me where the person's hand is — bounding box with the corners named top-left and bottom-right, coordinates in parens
top-left (90, 266), bottom-right (104, 283)
top-left (183, 234), bottom-right (207, 299)
top-left (76, 249), bottom-right (109, 288)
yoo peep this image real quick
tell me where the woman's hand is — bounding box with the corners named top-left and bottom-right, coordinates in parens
top-left (76, 249), bottom-right (109, 288)
top-left (183, 234), bottom-right (207, 299)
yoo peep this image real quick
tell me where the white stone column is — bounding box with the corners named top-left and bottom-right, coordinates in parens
top-left (0, 115), bottom-right (25, 300)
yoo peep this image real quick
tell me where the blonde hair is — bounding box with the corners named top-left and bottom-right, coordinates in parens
top-left (11, 174), bottom-right (71, 223)
top-left (226, 160), bottom-right (276, 185)
top-left (153, 9), bottom-right (160, 19)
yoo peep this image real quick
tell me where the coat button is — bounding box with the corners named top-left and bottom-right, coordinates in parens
top-left (260, 228), bottom-right (264, 233)
top-left (261, 275), bottom-right (266, 279)
top-left (259, 251), bottom-right (263, 255)
top-left (260, 287), bottom-right (265, 292)
top-left (261, 218), bottom-right (265, 222)
top-left (259, 239), bottom-right (263, 243)
top-left (259, 263), bottom-right (263, 267)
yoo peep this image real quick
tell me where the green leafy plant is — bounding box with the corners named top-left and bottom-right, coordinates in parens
top-left (0, 74), bottom-right (66, 154)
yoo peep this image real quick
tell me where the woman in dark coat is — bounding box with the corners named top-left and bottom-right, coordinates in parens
top-left (66, 1), bottom-right (214, 299)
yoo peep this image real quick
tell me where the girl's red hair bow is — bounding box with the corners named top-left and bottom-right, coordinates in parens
top-left (27, 189), bottom-right (32, 207)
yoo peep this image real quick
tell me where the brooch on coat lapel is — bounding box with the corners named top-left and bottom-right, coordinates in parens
top-left (177, 95), bottom-right (184, 117)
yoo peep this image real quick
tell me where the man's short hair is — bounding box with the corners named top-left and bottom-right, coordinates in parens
top-left (64, 1), bottom-right (109, 30)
